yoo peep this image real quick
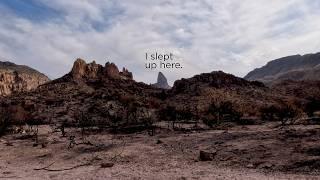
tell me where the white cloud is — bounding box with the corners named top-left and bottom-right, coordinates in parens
top-left (0, 0), bottom-right (320, 84)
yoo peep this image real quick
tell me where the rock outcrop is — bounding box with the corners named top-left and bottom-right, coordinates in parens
top-left (152, 72), bottom-right (171, 89)
top-left (69, 58), bottom-right (133, 81)
top-left (0, 61), bottom-right (50, 96)
top-left (245, 52), bottom-right (320, 83)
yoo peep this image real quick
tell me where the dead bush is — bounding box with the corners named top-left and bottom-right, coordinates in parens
top-left (0, 107), bottom-right (10, 136)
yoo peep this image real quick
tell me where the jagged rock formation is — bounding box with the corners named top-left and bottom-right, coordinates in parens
top-left (0, 61), bottom-right (49, 96)
top-left (69, 58), bottom-right (133, 81)
top-left (1, 58), bottom-right (320, 127)
top-left (152, 72), bottom-right (171, 89)
top-left (0, 59), bottom-right (161, 126)
top-left (245, 52), bottom-right (320, 83)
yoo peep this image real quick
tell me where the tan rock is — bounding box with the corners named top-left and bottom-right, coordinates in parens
top-left (0, 61), bottom-right (49, 96)
top-left (104, 62), bottom-right (120, 79)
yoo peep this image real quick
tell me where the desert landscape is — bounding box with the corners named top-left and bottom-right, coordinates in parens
top-left (1, 123), bottom-right (320, 180)
top-left (1, 1), bottom-right (320, 179)
top-left (1, 56), bottom-right (320, 179)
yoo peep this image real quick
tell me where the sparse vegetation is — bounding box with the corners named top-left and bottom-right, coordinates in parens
top-left (278, 104), bottom-right (300, 126)
top-left (205, 101), bottom-right (242, 127)
top-left (260, 104), bottom-right (300, 125)
top-left (0, 108), bottom-right (10, 136)
top-left (260, 105), bottom-right (281, 122)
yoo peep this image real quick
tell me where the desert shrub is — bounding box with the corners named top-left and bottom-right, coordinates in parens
top-left (236, 117), bottom-right (259, 125)
top-left (278, 104), bottom-right (300, 126)
top-left (119, 93), bottom-right (136, 105)
top-left (205, 101), bottom-right (242, 126)
top-left (305, 98), bottom-right (320, 117)
top-left (176, 108), bottom-right (193, 122)
top-left (159, 106), bottom-right (179, 129)
top-left (159, 106), bottom-right (177, 122)
top-left (260, 105), bottom-right (281, 121)
top-left (260, 104), bottom-right (300, 125)
top-left (0, 108), bottom-right (10, 136)
top-left (74, 110), bottom-right (96, 135)
top-left (202, 116), bottom-right (215, 127)
top-left (160, 105), bottom-right (197, 129)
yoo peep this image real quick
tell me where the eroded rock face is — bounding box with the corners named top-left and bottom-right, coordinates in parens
top-left (0, 61), bottom-right (50, 96)
top-left (69, 58), bottom-right (133, 81)
top-left (105, 62), bottom-right (120, 79)
top-left (152, 72), bottom-right (171, 89)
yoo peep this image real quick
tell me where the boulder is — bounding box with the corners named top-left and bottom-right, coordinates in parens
top-left (199, 150), bottom-right (217, 161)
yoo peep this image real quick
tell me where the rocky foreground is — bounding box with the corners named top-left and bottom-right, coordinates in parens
top-left (1, 123), bottom-right (320, 179)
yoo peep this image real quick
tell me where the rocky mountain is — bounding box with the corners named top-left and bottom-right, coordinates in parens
top-left (152, 72), bottom-right (171, 89)
top-left (1, 58), bottom-right (319, 127)
top-left (0, 61), bottom-right (50, 96)
top-left (166, 71), bottom-right (288, 117)
top-left (0, 59), bottom-right (162, 126)
top-left (245, 52), bottom-right (320, 83)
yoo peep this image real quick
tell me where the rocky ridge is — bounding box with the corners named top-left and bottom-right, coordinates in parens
top-left (245, 52), bottom-right (320, 83)
top-left (0, 61), bottom-right (49, 96)
top-left (1, 58), bottom-right (319, 127)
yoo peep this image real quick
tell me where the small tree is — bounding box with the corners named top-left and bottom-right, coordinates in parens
top-left (206, 101), bottom-right (242, 126)
top-left (260, 105), bottom-right (281, 121)
top-left (0, 108), bottom-right (10, 136)
top-left (75, 111), bottom-right (93, 137)
top-left (159, 106), bottom-right (177, 129)
top-left (278, 105), bottom-right (299, 126)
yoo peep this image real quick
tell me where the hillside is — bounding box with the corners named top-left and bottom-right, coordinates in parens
top-left (0, 61), bottom-right (50, 96)
top-left (245, 52), bottom-right (320, 83)
top-left (166, 71), bottom-right (296, 117)
top-left (2, 61), bottom-right (317, 126)
top-left (1, 59), bottom-right (162, 127)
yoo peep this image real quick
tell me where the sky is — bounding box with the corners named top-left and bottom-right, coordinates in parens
top-left (0, 0), bottom-right (320, 85)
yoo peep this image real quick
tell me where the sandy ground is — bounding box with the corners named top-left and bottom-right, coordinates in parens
top-left (1, 123), bottom-right (320, 180)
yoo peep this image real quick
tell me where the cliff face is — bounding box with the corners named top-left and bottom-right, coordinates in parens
top-left (0, 61), bottom-right (50, 96)
top-left (245, 52), bottom-right (320, 83)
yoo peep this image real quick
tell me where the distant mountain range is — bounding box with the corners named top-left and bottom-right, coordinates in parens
top-left (245, 52), bottom-right (320, 83)
top-left (0, 61), bottom-right (49, 96)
